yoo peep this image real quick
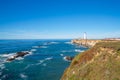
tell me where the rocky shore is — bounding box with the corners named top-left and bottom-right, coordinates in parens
top-left (61, 40), bottom-right (120, 80)
top-left (71, 39), bottom-right (101, 47)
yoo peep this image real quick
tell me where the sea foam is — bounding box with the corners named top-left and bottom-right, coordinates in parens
top-left (30, 49), bottom-right (37, 52)
top-left (64, 42), bottom-right (72, 44)
top-left (20, 73), bottom-right (27, 79)
top-left (63, 56), bottom-right (71, 62)
top-left (75, 49), bottom-right (84, 52)
top-left (24, 57), bottom-right (53, 69)
top-left (16, 57), bottom-right (24, 60)
top-left (0, 53), bottom-right (15, 58)
top-left (60, 54), bottom-right (64, 56)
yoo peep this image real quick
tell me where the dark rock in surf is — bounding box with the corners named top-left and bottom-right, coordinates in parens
top-left (64, 56), bottom-right (74, 61)
top-left (6, 51), bottom-right (30, 62)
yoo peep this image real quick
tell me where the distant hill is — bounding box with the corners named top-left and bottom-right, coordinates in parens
top-left (61, 41), bottom-right (120, 80)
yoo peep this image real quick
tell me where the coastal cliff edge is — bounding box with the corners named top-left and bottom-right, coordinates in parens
top-left (61, 40), bottom-right (120, 80)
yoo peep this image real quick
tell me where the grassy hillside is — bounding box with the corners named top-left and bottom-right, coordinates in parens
top-left (61, 41), bottom-right (120, 80)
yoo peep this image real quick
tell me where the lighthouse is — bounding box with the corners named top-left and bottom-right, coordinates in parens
top-left (83, 32), bottom-right (87, 46)
top-left (83, 32), bottom-right (87, 40)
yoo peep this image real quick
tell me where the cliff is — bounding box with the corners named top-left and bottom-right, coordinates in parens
top-left (71, 39), bottom-right (101, 47)
top-left (61, 41), bottom-right (120, 80)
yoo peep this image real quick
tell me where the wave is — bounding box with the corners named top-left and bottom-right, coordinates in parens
top-left (61, 50), bottom-right (66, 53)
top-left (39, 60), bottom-right (44, 63)
top-left (61, 50), bottom-right (73, 53)
top-left (0, 51), bottom-right (33, 63)
top-left (0, 64), bottom-right (5, 70)
top-left (16, 57), bottom-right (24, 60)
top-left (32, 46), bottom-right (39, 48)
top-left (42, 63), bottom-right (47, 66)
top-left (74, 49), bottom-right (84, 52)
top-left (1, 74), bottom-right (7, 79)
top-left (60, 54), bottom-right (64, 56)
top-left (50, 42), bottom-right (59, 44)
top-left (0, 71), bottom-right (2, 76)
top-left (0, 64), bottom-right (5, 79)
top-left (0, 53), bottom-right (16, 63)
top-left (43, 42), bottom-right (59, 45)
top-left (30, 49), bottom-right (37, 52)
top-left (63, 56), bottom-right (67, 61)
top-left (35, 60), bottom-right (44, 66)
top-left (24, 64), bottom-right (34, 70)
top-left (37, 57), bottom-right (53, 65)
top-left (32, 46), bottom-right (47, 48)
top-left (64, 42), bottom-right (72, 44)
top-left (20, 73), bottom-right (27, 79)
top-left (63, 56), bottom-right (71, 62)
top-left (24, 57), bottom-right (53, 69)
top-left (45, 57), bottom-right (53, 60)
top-left (0, 53), bottom-right (16, 58)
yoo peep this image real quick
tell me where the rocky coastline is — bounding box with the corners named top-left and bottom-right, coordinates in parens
top-left (61, 39), bottom-right (120, 80)
top-left (71, 39), bottom-right (101, 47)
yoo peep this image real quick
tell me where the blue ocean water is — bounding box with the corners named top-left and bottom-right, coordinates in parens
top-left (0, 39), bottom-right (88, 80)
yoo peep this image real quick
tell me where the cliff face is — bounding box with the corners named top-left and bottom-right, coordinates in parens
top-left (71, 39), bottom-right (101, 47)
top-left (61, 41), bottom-right (120, 80)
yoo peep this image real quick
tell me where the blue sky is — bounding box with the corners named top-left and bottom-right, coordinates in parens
top-left (0, 0), bottom-right (120, 39)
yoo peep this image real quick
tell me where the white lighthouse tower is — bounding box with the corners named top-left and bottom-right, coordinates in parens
top-left (83, 32), bottom-right (87, 40)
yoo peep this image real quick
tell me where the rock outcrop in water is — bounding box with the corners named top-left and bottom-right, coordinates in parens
top-left (64, 56), bottom-right (74, 61)
top-left (61, 40), bottom-right (120, 80)
top-left (6, 51), bottom-right (30, 61)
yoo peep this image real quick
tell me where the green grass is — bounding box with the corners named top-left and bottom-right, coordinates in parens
top-left (61, 41), bottom-right (120, 80)
top-left (95, 41), bottom-right (120, 51)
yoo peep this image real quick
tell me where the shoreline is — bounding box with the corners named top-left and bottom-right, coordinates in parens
top-left (61, 39), bottom-right (120, 80)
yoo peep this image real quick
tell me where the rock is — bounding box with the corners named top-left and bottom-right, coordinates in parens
top-left (6, 51), bottom-right (30, 62)
top-left (64, 56), bottom-right (74, 61)
top-left (16, 52), bottom-right (29, 57)
top-left (6, 56), bottom-right (16, 61)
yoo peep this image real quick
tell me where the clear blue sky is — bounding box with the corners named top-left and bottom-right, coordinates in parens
top-left (0, 0), bottom-right (120, 39)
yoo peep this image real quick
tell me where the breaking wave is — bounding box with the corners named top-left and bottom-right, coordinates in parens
top-left (43, 42), bottom-right (59, 45)
top-left (0, 53), bottom-right (16, 58)
top-left (30, 49), bottom-right (37, 52)
top-left (0, 51), bottom-right (33, 63)
top-left (32, 46), bottom-right (39, 48)
top-left (61, 50), bottom-right (73, 53)
top-left (63, 56), bottom-right (71, 62)
top-left (24, 57), bottom-right (53, 69)
top-left (20, 73), bottom-right (28, 79)
top-left (32, 46), bottom-right (47, 48)
top-left (16, 57), bottom-right (24, 60)
top-left (36, 57), bottom-right (53, 65)
top-left (45, 57), bottom-right (53, 60)
top-left (60, 54), bottom-right (64, 56)
top-left (64, 42), bottom-right (72, 45)
top-left (74, 49), bottom-right (85, 52)
top-left (0, 64), bottom-right (5, 70)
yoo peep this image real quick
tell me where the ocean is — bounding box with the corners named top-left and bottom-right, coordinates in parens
top-left (0, 39), bottom-right (88, 80)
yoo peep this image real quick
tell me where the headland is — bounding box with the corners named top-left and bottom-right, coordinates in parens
top-left (61, 39), bottom-right (120, 80)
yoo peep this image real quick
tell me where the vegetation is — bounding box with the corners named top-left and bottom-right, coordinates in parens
top-left (61, 41), bottom-right (120, 80)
